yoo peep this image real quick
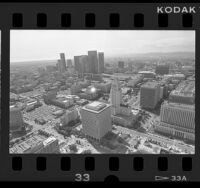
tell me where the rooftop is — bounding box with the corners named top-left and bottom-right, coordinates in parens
top-left (83, 101), bottom-right (110, 113)
top-left (138, 71), bottom-right (155, 74)
top-left (170, 81), bottom-right (195, 97)
top-left (43, 136), bottom-right (57, 146)
top-left (141, 81), bottom-right (159, 88)
top-left (163, 101), bottom-right (195, 110)
top-left (10, 134), bottom-right (46, 153)
top-left (85, 101), bottom-right (107, 111)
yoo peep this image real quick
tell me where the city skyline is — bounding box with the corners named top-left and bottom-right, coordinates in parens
top-left (10, 30), bottom-right (195, 62)
top-left (9, 30), bottom-right (195, 154)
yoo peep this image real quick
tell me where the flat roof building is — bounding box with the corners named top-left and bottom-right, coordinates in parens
top-left (10, 134), bottom-right (59, 154)
top-left (169, 80), bottom-right (195, 105)
top-left (138, 71), bottom-right (156, 78)
top-left (88, 51), bottom-right (98, 74)
top-left (140, 82), bottom-right (160, 109)
top-left (81, 101), bottom-right (112, 141)
top-left (155, 102), bottom-right (195, 142)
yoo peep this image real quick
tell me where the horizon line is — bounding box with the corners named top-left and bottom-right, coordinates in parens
top-left (10, 51), bottom-right (195, 64)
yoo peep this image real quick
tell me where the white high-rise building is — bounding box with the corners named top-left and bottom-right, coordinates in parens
top-left (81, 101), bottom-right (112, 141)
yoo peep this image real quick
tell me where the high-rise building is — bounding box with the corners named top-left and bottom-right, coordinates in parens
top-left (98, 52), bottom-right (104, 73)
top-left (10, 106), bottom-right (24, 132)
top-left (110, 77), bottom-right (138, 127)
top-left (88, 51), bottom-right (98, 74)
top-left (110, 77), bottom-right (122, 115)
top-left (118, 61), bottom-right (124, 69)
top-left (74, 56), bottom-right (81, 73)
top-left (155, 64), bottom-right (170, 75)
top-left (59, 53), bottom-right (67, 72)
top-left (140, 82), bottom-right (160, 109)
top-left (81, 101), bottom-right (112, 141)
top-left (155, 102), bottom-right (195, 142)
top-left (79, 55), bottom-right (89, 73)
top-left (67, 59), bottom-right (73, 68)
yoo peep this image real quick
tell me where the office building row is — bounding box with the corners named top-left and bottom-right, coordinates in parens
top-left (55, 51), bottom-right (105, 75)
top-left (10, 134), bottom-right (59, 154)
top-left (74, 51), bottom-right (104, 74)
top-left (55, 53), bottom-right (74, 73)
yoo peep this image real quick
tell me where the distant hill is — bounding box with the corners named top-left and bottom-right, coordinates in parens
top-left (10, 59), bottom-right (57, 67)
top-left (10, 51), bottom-right (195, 66)
top-left (106, 51), bottom-right (195, 59)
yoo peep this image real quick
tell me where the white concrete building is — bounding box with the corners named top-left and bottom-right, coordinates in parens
top-left (81, 101), bottom-right (112, 141)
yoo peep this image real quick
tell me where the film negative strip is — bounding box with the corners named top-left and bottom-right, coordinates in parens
top-left (0, 1), bottom-right (199, 182)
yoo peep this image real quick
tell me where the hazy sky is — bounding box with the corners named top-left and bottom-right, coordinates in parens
top-left (10, 30), bottom-right (195, 62)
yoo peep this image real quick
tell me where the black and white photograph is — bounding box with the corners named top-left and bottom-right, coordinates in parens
top-left (9, 30), bottom-right (195, 154)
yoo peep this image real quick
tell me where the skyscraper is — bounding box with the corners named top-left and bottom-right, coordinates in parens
top-left (81, 101), bottom-right (112, 141)
top-left (59, 53), bottom-right (66, 72)
top-left (80, 55), bottom-right (89, 73)
top-left (88, 51), bottom-right (98, 74)
top-left (110, 77), bottom-right (122, 115)
top-left (140, 82), bottom-right (160, 109)
top-left (67, 59), bottom-right (73, 68)
top-left (74, 56), bottom-right (81, 73)
top-left (57, 60), bottom-right (63, 73)
top-left (110, 77), bottom-right (137, 127)
top-left (98, 52), bottom-right (104, 73)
